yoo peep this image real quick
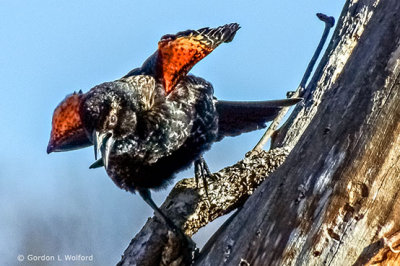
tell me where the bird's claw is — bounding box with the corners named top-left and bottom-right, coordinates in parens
top-left (194, 156), bottom-right (215, 199)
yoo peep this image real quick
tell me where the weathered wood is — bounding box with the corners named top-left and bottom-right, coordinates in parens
top-left (196, 0), bottom-right (400, 265)
top-left (119, 0), bottom-right (400, 265)
top-left (118, 148), bottom-right (290, 265)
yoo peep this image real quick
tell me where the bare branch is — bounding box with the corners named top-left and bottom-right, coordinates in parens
top-left (118, 148), bottom-right (289, 265)
top-left (253, 13), bottom-right (335, 151)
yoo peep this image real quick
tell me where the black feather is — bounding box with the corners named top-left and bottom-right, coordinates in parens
top-left (216, 98), bottom-right (301, 141)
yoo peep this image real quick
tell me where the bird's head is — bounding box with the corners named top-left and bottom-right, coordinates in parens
top-left (47, 76), bottom-right (157, 169)
top-left (81, 81), bottom-right (139, 168)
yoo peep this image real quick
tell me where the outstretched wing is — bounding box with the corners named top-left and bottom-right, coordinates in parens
top-left (216, 98), bottom-right (302, 141)
top-left (144, 23), bottom-right (240, 93)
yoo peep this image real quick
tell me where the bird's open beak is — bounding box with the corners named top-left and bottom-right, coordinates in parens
top-left (92, 131), bottom-right (115, 169)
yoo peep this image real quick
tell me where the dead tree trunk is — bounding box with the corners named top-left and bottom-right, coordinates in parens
top-left (119, 0), bottom-right (400, 265)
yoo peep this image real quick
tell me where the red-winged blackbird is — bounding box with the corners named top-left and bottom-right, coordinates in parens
top-left (47, 23), bottom-right (300, 229)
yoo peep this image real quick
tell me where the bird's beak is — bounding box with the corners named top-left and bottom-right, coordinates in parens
top-left (93, 131), bottom-right (107, 160)
top-left (89, 158), bottom-right (104, 169)
top-left (92, 130), bottom-right (115, 169)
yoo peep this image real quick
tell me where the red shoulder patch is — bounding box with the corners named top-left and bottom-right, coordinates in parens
top-left (47, 92), bottom-right (90, 153)
top-left (158, 36), bottom-right (212, 93)
top-left (155, 23), bottom-right (240, 93)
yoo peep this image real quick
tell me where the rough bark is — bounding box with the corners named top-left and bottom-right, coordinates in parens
top-left (197, 0), bottom-right (400, 265)
top-left (119, 0), bottom-right (400, 265)
top-left (118, 148), bottom-right (290, 266)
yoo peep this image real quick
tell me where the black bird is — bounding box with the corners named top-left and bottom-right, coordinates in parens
top-left (47, 23), bottom-right (300, 230)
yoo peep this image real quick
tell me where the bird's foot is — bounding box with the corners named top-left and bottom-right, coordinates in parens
top-left (161, 230), bottom-right (199, 265)
top-left (137, 188), bottom-right (197, 253)
top-left (194, 156), bottom-right (215, 199)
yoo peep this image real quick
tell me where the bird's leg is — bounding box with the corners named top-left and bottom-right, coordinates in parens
top-left (194, 161), bottom-right (201, 189)
top-left (194, 156), bottom-right (214, 198)
top-left (137, 188), bottom-right (197, 252)
top-left (201, 157), bottom-right (212, 177)
top-left (137, 188), bottom-right (179, 232)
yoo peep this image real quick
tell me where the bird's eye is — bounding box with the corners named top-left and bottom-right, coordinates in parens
top-left (109, 114), bottom-right (117, 127)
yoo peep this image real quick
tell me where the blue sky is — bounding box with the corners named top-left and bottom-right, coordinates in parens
top-left (0, 1), bottom-right (343, 265)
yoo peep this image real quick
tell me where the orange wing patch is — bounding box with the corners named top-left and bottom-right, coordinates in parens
top-left (47, 91), bottom-right (90, 153)
top-left (158, 36), bottom-right (212, 93)
top-left (156, 23), bottom-right (240, 93)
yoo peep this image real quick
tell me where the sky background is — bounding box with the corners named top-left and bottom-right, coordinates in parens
top-left (0, 1), bottom-right (343, 265)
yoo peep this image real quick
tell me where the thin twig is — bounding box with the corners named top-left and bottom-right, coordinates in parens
top-left (253, 13), bottom-right (335, 151)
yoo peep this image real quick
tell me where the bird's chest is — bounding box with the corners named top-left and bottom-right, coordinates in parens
top-left (105, 78), bottom-right (218, 190)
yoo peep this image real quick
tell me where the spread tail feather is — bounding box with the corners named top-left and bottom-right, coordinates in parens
top-left (216, 98), bottom-right (301, 141)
